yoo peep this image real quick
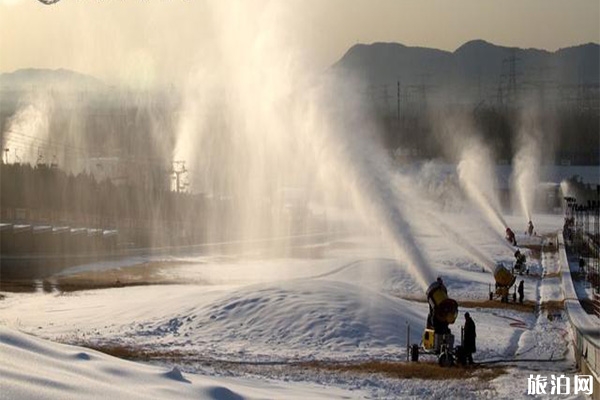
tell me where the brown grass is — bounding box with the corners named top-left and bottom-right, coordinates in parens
top-left (540, 300), bottom-right (565, 313)
top-left (51, 261), bottom-right (197, 292)
top-left (80, 343), bottom-right (188, 362)
top-left (459, 300), bottom-right (536, 313)
top-left (543, 272), bottom-right (562, 279)
top-left (81, 342), bottom-right (505, 382)
top-left (394, 297), bottom-right (536, 313)
top-left (301, 360), bottom-right (505, 381)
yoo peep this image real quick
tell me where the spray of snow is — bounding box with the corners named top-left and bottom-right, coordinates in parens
top-left (512, 109), bottom-right (542, 223)
top-left (457, 140), bottom-right (508, 234)
top-left (172, 1), bottom-right (435, 290)
top-left (390, 172), bottom-right (498, 273)
top-left (2, 92), bottom-right (53, 165)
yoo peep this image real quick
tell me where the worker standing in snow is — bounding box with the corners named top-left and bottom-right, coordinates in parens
top-left (505, 227), bottom-right (517, 246)
top-left (518, 280), bottom-right (524, 304)
top-left (527, 221), bottom-right (534, 236)
top-left (514, 250), bottom-right (526, 273)
top-left (463, 312), bottom-right (476, 365)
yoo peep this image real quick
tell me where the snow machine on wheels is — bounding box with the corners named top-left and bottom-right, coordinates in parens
top-left (489, 263), bottom-right (517, 303)
top-left (410, 279), bottom-right (459, 367)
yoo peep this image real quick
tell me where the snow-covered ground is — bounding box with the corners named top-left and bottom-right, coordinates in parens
top-left (0, 325), bottom-right (363, 400)
top-left (0, 212), bottom-right (590, 399)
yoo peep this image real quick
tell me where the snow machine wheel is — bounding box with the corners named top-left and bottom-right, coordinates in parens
top-left (410, 344), bottom-right (419, 362)
top-left (438, 351), bottom-right (454, 367)
top-left (455, 345), bottom-right (466, 366)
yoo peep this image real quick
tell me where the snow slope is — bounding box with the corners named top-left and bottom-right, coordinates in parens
top-left (1, 212), bottom-right (583, 399)
top-left (0, 325), bottom-right (364, 400)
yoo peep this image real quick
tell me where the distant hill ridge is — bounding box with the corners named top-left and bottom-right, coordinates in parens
top-left (0, 68), bottom-right (105, 90)
top-left (333, 40), bottom-right (599, 91)
top-left (1, 40), bottom-right (598, 92)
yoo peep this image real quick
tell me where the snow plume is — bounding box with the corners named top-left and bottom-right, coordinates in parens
top-left (296, 73), bottom-right (437, 291)
top-left (2, 92), bottom-right (53, 165)
top-left (338, 128), bottom-right (437, 290)
top-left (512, 108), bottom-right (542, 223)
top-left (173, 1), bottom-right (435, 290)
top-left (560, 180), bottom-right (573, 198)
top-left (457, 140), bottom-right (508, 234)
top-left (390, 172), bottom-right (497, 273)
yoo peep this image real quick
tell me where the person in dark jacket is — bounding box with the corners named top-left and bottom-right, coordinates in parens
top-left (505, 227), bottom-right (517, 246)
top-left (527, 221), bottom-right (534, 236)
top-left (463, 312), bottom-right (476, 365)
top-left (518, 280), bottom-right (524, 304)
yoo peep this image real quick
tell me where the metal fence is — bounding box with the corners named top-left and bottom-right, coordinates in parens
top-left (559, 234), bottom-right (600, 398)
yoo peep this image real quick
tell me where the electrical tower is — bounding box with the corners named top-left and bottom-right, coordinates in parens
top-left (502, 48), bottom-right (521, 106)
top-left (171, 160), bottom-right (188, 193)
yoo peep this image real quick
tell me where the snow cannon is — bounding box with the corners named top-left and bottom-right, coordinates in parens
top-left (491, 263), bottom-right (517, 302)
top-left (420, 280), bottom-right (458, 366)
top-left (494, 263), bottom-right (516, 287)
top-left (426, 281), bottom-right (458, 326)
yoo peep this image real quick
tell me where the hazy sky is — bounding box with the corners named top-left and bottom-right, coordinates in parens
top-left (1, 0), bottom-right (598, 86)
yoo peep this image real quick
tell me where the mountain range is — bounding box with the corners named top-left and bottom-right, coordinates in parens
top-left (332, 40), bottom-right (599, 98)
top-left (0, 68), bottom-right (105, 91)
top-left (1, 40), bottom-right (598, 99)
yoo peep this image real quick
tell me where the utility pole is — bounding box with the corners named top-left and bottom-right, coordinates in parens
top-left (3, 148), bottom-right (9, 164)
top-left (397, 81), bottom-right (401, 124)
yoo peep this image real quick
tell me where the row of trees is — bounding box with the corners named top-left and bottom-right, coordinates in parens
top-left (378, 105), bottom-right (599, 164)
top-left (0, 163), bottom-right (208, 247)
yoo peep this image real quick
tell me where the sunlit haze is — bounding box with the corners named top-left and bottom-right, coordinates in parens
top-left (1, 0), bottom-right (598, 86)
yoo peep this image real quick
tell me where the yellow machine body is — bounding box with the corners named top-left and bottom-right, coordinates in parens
top-left (494, 264), bottom-right (516, 288)
top-left (422, 328), bottom-right (435, 350)
top-left (426, 281), bottom-right (459, 325)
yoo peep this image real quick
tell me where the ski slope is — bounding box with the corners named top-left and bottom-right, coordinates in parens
top-left (0, 212), bottom-right (586, 398)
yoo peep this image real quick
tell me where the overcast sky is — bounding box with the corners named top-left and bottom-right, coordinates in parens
top-left (1, 0), bottom-right (598, 86)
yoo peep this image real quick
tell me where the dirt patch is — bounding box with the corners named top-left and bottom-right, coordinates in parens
top-left (304, 360), bottom-right (506, 381)
top-left (459, 300), bottom-right (536, 313)
top-left (1, 261), bottom-right (200, 293)
top-left (0, 280), bottom-right (41, 293)
top-left (543, 272), bottom-right (562, 279)
top-left (393, 296), bottom-right (537, 313)
top-left (79, 342), bottom-right (505, 382)
top-left (540, 300), bottom-right (565, 313)
top-left (49, 262), bottom-right (196, 292)
top-left (81, 343), bottom-right (187, 362)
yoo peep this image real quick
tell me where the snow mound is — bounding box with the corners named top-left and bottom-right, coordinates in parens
top-left (136, 280), bottom-right (428, 359)
top-left (163, 366), bottom-right (191, 383)
top-left (201, 386), bottom-right (244, 400)
top-left (0, 326), bottom-right (362, 399)
top-left (311, 258), bottom-right (423, 295)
